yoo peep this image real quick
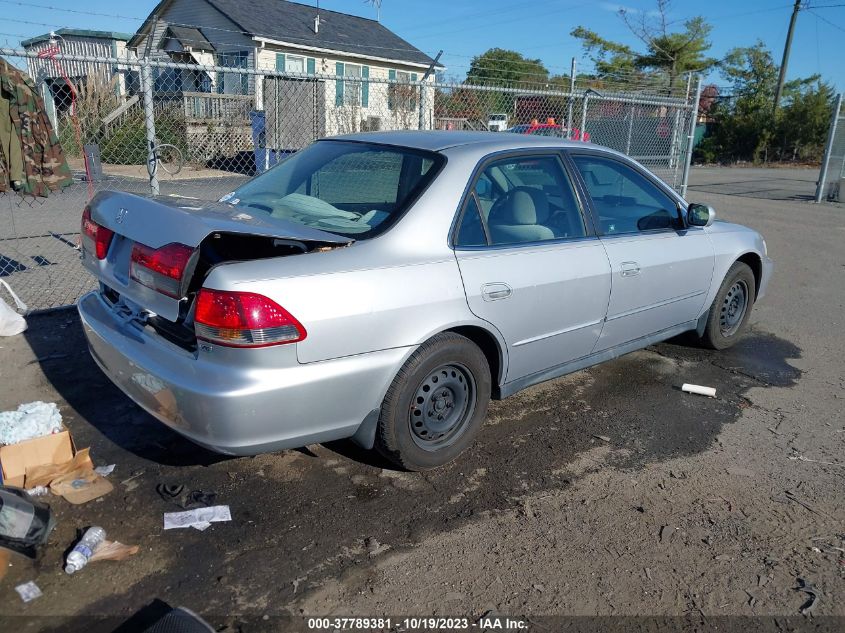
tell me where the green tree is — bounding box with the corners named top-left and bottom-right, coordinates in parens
top-left (572, 0), bottom-right (716, 90)
top-left (696, 41), bottom-right (835, 164)
top-left (466, 48), bottom-right (549, 87)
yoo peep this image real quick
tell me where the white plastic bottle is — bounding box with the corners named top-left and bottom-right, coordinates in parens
top-left (65, 526), bottom-right (106, 574)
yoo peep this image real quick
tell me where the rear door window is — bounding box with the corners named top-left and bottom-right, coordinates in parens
top-left (456, 155), bottom-right (587, 247)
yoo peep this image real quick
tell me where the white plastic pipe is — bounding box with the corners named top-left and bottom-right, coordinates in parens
top-left (682, 383), bottom-right (716, 398)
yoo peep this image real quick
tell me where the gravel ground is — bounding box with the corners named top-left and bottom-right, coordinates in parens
top-left (0, 167), bottom-right (842, 632)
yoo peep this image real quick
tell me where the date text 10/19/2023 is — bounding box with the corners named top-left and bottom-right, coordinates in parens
top-left (306, 617), bottom-right (529, 630)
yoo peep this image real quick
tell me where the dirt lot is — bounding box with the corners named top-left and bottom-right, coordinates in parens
top-left (0, 167), bottom-right (843, 631)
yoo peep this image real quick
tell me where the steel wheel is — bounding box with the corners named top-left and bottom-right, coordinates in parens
top-left (408, 363), bottom-right (476, 451)
top-left (719, 279), bottom-right (749, 337)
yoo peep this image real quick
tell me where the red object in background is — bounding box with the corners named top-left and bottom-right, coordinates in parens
top-left (656, 118), bottom-right (670, 139)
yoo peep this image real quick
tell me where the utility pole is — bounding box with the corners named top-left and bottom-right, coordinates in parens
top-left (773, 0), bottom-right (802, 114)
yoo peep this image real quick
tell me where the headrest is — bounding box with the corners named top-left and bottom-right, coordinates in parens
top-left (489, 188), bottom-right (550, 226)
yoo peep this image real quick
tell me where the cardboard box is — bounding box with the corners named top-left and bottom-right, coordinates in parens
top-left (0, 430), bottom-right (74, 488)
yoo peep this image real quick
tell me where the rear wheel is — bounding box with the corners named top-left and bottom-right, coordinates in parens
top-left (376, 333), bottom-right (491, 471)
top-left (699, 261), bottom-right (756, 350)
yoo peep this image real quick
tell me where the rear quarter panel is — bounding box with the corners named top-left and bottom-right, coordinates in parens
top-left (202, 238), bottom-right (493, 365)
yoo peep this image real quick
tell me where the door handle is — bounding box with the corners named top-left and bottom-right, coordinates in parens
top-left (620, 261), bottom-right (640, 277)
top-left (481, 282), bottom-right (512, 301)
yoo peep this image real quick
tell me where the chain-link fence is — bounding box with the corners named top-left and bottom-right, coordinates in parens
top-left (816, 93), bottom-right (845, 204)
top-left (1, 48), bottom-right (699, 312)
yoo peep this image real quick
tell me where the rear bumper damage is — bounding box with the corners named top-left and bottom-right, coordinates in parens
top-left (78, 291), bottom-right (406, 455)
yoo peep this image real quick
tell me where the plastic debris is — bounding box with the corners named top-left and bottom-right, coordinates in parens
top-left (681, 383), bottom-right (717, 398)
top-left (65, 526), bottom-right (107, 574)
top-left (94, 464), bottom-right (116, 477)
top-left (0, 402), bottom-right (62, 445)
top-left (163, 505), bottom-right (231, 531)
top-left (24, 485), bottom-right (50, 496)
top-left (15, 580), bottom-right (42, 603)
top-left (0, 280), bottom-right (27, 337)
top-left (156, 483), bottom-right (217, 509)
top-left (89, 539), bottom-right (140, 563)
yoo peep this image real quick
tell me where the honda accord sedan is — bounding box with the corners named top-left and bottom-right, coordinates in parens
top-left (78, 131), bottom-right (772, 470)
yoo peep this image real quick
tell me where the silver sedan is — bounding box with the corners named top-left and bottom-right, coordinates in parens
top-left (78, 131), bottom-right (772, 470)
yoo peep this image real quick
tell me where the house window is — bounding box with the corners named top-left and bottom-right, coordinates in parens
top-left (389, 70), bottom-right (418, 111)
top-left (344, 63), bottom-right (362, 106)
top-left (286, 55), bottom-right (305, 74)
top-left (217, 51), bottom-right (249, 95)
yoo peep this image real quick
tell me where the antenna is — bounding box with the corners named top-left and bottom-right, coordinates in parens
top-left (364, 0), bottom-right (382, 22)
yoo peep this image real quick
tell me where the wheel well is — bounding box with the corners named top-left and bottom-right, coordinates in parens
top-left (737, 252), bottom-right (762, 297)
top-left (446, 326), bottom-right (503, 395)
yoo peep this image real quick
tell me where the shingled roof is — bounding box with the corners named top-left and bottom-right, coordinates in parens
top-left (207, 0), bottom-right (438, 66)
top-left (133, 0), bottom-right (439, 67)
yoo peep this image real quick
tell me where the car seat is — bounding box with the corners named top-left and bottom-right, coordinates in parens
top-left (487, 187), bottom-right (555, 244)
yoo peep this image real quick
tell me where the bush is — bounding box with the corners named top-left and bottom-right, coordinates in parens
top-left (100, 112), bottom-right (187, 165)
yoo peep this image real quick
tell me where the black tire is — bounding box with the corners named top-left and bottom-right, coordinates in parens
top-left (699, 261), bottom-right (756, 350)
top-left (376, 332), bottom-right (491, 471)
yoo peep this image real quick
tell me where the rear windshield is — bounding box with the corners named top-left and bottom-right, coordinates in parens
top-left (226, 140), bottom-right (444, 239)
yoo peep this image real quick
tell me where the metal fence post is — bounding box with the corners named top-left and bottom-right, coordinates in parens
top-left (680, 76), bottom-right (703, 199)
top-left (625, 104), bottom-right (634, 155)
top-left (580, 94), bottom-right (589, 140)
top-left (815, 93), bottom-right (842, 203)
top-left (140, 56), bottom-right (159, 196)
top-left (567, 57), bottom-right (576, 139)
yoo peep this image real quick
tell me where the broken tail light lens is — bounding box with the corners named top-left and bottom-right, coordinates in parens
top-left (81, 206), bottom-right (114, 260)
top-left (194, 289), bottom-right (306, 348)
top-left (130, 242), bottom-right (194, 298)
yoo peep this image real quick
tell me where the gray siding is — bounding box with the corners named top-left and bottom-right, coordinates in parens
top-left (133, 0), bottom-right (254, 59)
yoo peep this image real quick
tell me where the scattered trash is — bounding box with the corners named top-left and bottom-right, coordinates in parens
top-left (157, 483), bottom-right (217, 509)
top-left (794, 577), bottom-right (819, 615)
top-left (94, 464), bottom-right (115, 477)
top-left (24, 485), bottom-right (49, 496)
top-left (65, 526), bottom-right (107, 574)
top-left (89, 539), bottom-right (140, 563)
top-left (14, 580), bottom-right (42, 603)
top-left (120, 470), bottom-right (145, 491)
top-left (681, 383), bottom-right (717, 398)
top-left (1, 424), bottom-right (73, 488)
top-left (163, 505), bottom-right (231, 531)
top-left (364, 536), bottom-right (390, 557)
top-left (50, 466), bottom-right (114, 504)
top-left (0, 486), bottom-right (55, 558)
top-left (592, 434), bottom-right (611, 443)
top-left (789, 454), bottom-right (844, 467)
top-left (0, 401), bottom-right (62, 445)
top-left (0, 279), bottom-right (27, 337)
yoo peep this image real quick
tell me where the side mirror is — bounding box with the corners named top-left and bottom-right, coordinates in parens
top-left (687, 203), bottom-right (715, 227)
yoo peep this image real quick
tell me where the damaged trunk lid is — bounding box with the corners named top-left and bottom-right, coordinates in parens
top-left (81, 191), bottom-right (350, 322)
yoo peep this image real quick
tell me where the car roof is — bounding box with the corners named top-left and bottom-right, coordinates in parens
top-left (329, 130), bottom-right (588, 152)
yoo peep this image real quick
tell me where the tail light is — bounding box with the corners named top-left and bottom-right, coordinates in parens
top-left (194, 289), bottom-right (306, 348)
top-left (81, 206), bottom-right (114, 260)
top-left (130, 242), bottom-right (194, 298)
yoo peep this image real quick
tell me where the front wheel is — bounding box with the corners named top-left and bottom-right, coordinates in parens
top-left (699, 261), bottom-right (756, 350)
top-left (376, 333), bottom-right (491, 471)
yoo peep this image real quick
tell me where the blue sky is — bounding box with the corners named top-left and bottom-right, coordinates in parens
top-left (3, 0), bottom-right (844, 90)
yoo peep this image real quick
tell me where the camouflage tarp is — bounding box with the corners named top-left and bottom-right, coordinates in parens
top-left (0, 56), bottom-right (72, 197)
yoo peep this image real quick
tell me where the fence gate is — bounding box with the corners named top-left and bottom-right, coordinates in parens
top-left (816, 93), bottom-right (845, 203)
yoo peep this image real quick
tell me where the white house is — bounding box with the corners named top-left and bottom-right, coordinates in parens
top-left (128, 0), bottom-right (444, 144)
